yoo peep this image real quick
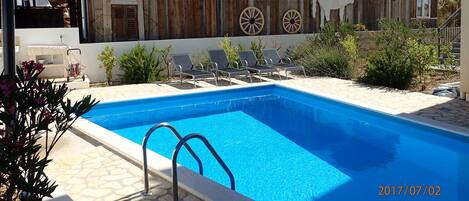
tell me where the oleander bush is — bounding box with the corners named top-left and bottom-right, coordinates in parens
top-left (0, 61), bottom-right (97, 200)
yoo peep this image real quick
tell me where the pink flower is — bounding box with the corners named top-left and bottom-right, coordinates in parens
top-left (23, 70), bottom-right (31, 81)
top-left (21, 61), bottom-right (29, 69)
top-left (41, 110), bottom-right (52, 123)
top-left (34, 63), bottom-right (44, 71)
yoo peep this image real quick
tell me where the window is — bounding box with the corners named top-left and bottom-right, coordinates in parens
top-left (16, 0), bottom-right (51, 7)
top-left (416, 0), bottom-right (431, 18)
top-left (111, 5), bottom-right (139, 41)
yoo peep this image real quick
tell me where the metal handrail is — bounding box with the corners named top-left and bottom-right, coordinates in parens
top-left (171, 133), bottom-right (235, 201)
top-left (142, 123), bottom-right (204, 196)
top-left (437, 8), bottom-right (461, 57)
top-left (439, 8), bottom-right (461, 30)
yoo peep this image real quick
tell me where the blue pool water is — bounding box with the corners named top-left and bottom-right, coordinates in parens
top-left (84, 85), bottom-right (469, 201)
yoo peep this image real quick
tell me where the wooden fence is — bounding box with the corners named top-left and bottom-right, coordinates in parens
top-left (85, 0), bottom-right (437, 42)
top-left (142, 0), bottom-right (318, 40)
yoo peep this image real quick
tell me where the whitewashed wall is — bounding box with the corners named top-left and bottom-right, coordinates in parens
top-left (2, 27), bottom-right (312, 82)
top-left (0, 28), bottom-right (80, 73)
top-left (15, 28), bottom-right (81, 63)
top-left (80, 34), bottom-right (313, 83)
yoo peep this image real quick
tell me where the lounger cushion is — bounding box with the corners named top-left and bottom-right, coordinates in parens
top-left (209, 50), bottom-right (230, 68)
top-left (277, 63), bottom-right (304, 70)
top-left (181, 70), bottom-right (214, 78)
top-left (218, 68), bottom-right (249, 75)
top-left (248, 65), bottom-right (278, 73)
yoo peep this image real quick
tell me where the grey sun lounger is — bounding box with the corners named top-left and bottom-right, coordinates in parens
top-left (238, 50), bottom-right (281, 80)
top-left (262, 49), bottom-right (306, 77)
top-left (208, 49), bottom-right (252, 85)
top-left (171, 54), bottom-right (218, 88)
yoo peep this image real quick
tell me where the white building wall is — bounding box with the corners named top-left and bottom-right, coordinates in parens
top-left (80, 34), bottom-right (312, 82)
top-left (0, 28), bottom-right (80, 73)
top-left (1, 27), bottom-right (313, 82)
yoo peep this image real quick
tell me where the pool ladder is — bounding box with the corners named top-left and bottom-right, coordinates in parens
top-left (141, 122), bottom-right (236, 201)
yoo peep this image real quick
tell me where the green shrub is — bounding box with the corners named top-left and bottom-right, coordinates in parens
top-left (354, 23), bottom-right (367, 31)
top-left (340, 35), bottom-right (359, 66)
top-left (361, 18), bottom-right (438, 90)
top-left (193, 52), bottom-right (212, 67)
top-left (288, 22), bottom-right (355, 79)
top-left (439, 43), bottom-right (458, 77)
top-left (375, 19), bottom-right (412, 50)
top-left (361, 48), bottom-right (415, 89)
top-left (250, 38), bottom-right (266, 59)
top-left (406, 38), bottom-right (438, 89)
top-left (159, 45), bottom-right (172, 78)
top-left (97, 46), bottom-right (117, 85)
top-left (119, 44), bottom-right (163, 84)
top-left (312, 22), bottom-right (356, 47)
top-left (219, 37), bottom-right (241, 63)
top-left (298, 47), bottom-right (351, 79)
top-left (287, 38), bottom-right (313, 61)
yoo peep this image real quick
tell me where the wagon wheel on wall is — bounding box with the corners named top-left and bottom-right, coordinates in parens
top-left (282, 9), bottom-right (302, 34)
top-left (239, 7), bottom-right (265, 36)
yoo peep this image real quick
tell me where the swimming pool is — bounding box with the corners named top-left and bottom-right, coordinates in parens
top-left (82, 84), bottom-right (469, 201)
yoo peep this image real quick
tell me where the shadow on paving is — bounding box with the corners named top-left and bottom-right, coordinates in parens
top-left (409, 98), bottom-right (469, 129)
top-left (166, 82), bottom-right (203, 90)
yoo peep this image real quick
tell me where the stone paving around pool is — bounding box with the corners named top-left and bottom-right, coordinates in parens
top-left (46, 146), bottom-right (200, 201)
top-left (48, 76), bottom-right (469, 200)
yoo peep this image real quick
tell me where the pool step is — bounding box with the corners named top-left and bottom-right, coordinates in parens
top-left (141, 122), bottom-right (237, 201)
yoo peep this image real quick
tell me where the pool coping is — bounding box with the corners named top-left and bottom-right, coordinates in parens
top-left (72, 82), bottom-right (469, 201)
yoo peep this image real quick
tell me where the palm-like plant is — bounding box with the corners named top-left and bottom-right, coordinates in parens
top-left (119, 44), bottom-right (163, 84)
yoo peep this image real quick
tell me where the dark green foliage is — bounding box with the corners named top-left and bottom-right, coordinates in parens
top-left (299, 47), bottom-right (351, 79)
top-left (218, 37), bottom-right (241, 63)
top-left (288, 21), bottom-right (355, 79)
top-left (360, 49), bottom-right (415, 89)
top-left (250, 38), bottom-right (266, 60)
top-left (119, 43), bottom-right (164, 84)
top-left (0, 61), bottom-right (98, 200)
top-left (361, 19), bottom-right (438, 89)
top-left (375, 19), bottom-right (412, 50)
top-left (159, 45), bottom-right (173, 78)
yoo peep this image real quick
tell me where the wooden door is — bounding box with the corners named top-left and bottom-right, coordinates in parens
top-left (112, 5), bottom-right (139, 41)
